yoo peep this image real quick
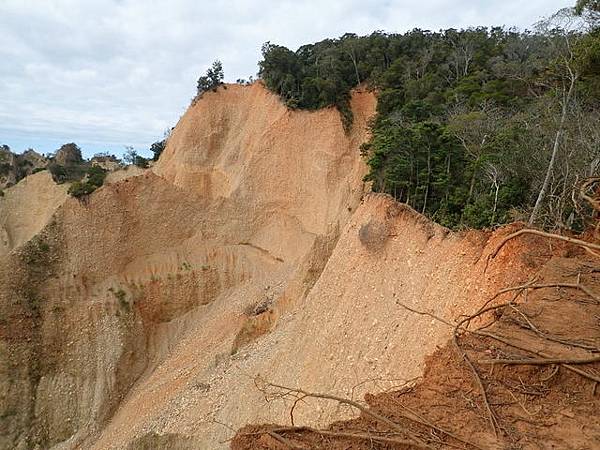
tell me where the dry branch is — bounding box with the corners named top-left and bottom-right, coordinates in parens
top-left (267, 430), bottom-right (302, 449)
top-left (255, 379), bottom-right (430, 448)
top-left (397, 278), bottom-right (600, 436)
top-left (272, 427), bottom-right (427, 446)
top-left (479, 356), bottom-right (600, 365)
top-left (580, 177), bottom-right (600, 212)
top-left (488, 229), bottom-right (600, 267)
top-left (453, 319), bottom-right (499, 438)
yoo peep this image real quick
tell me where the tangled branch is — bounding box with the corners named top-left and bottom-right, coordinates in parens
top-left (487, 229), bottom-right (600, 267)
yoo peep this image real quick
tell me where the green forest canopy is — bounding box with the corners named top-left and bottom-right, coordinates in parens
top-left (258, 6), bottom-right (600, 230)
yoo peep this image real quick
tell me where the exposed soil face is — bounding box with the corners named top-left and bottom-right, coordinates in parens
top-left (1, 82), bottom-right (597, 450)
top-left (82, 196), bottom-right (552, 450)
top-left (0, 171), bottom-right (68, 257)
top-left (232, 248), bottom-right (600, 449)
top-left (0, 83), bottom-right (376, 450)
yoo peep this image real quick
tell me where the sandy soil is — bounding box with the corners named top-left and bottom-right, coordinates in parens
top-left (0, 82), bottom-right (376, 450)
top-left (0, 170), bottom-right (68, 257)
top-left (233, 250), bottom-right (600, 449)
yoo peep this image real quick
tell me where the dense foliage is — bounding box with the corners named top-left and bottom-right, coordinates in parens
top-left (259, 7), bottom-right (600, 230)
top-left (67, 165), bottom-right (107, 198)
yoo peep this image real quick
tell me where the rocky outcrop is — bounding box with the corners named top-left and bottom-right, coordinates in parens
top-left (53, 143), bottom-right (83, 167)
top-left (0, 171), bottom-right (68, 257)
top-left (0, 146), bottom-right (49, 189)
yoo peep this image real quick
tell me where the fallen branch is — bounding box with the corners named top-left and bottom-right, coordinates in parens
top-left (255, 379), bottom-right (430, 448)
top-left (471, 279), bottom-right (537, 318)
top-left (453, 319), bottom-right (499, 438)
top-left (562, 365), bottom-right (600, 383)
top-left (387, 396), bottom-right (487, 450)
top-left (397, 289), bottom-right (600, 412)
top-left (479, 356), bottom-right (600, 365)
top-left (264, 426), bottom-right (428, 446)
top-left (488, 229), bottom-right (600, 268)
top-left (267, 430), bottom-right (302, 449)
top-left (508, 304), bottom-right (600, 351)
top-left (394, 298), bottom-right (455, 327)
top-left (520, 282), bottom-right (600, 304)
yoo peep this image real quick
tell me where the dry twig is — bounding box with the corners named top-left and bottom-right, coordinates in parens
top-left (487, 229), bottom-right (600, 269)
top-left (479, 356), bottom-right (600, 365)
top-left (255, 378), bottom-right (430, 448)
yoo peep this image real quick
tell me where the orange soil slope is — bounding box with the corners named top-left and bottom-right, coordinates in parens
top-left (0, 82), bottom-right (579, 450)
top-left (233, 251), bottom-right (600, 449)
top-left (0, 171), bottom-right (68, 257)
top-left (0, 82), bottom-right (375, 450)
top-left (87, 196), bottom-right (542, 450)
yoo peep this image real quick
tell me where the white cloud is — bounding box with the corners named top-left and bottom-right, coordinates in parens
top-left (0, 0), bottom-right (572, 156)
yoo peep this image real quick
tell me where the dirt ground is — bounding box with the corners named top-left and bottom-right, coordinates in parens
top-left (232, 245), bottom-right (600, 449)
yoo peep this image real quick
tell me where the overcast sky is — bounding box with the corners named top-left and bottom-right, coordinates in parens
top-left (0, 0), bottom-right (571, 157)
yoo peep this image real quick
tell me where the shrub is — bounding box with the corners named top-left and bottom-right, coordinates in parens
top-left (109, 287), bottom-right (130, 311)
top-left (67, 166), bottom-right (107, 198)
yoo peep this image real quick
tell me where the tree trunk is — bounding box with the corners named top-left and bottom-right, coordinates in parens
top-left (529, 73), bottom-right (576, 225)
top-left (422, 146), bottom-right (432, 214)
top-left (346, 49), bottom-right (361, 85)
top-left (491, 180), bottom-right (499, 225)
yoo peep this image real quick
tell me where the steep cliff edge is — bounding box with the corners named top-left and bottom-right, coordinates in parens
top-left (2, 82), bottom-right (593, 450)
top-left (0, 171), bottom-right (68, 257)
top-left (0, 82), bottom-right (375, 450)
top-left (87, 193), bottom-right (548, 450)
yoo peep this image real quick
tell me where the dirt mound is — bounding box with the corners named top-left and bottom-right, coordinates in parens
top-left (0, 170), bottom-right (68, 257)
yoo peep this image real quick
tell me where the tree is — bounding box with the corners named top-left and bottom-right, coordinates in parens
top-left (150, 140), bottom-right (166, 162)
top-left (196, 60), bottom-right (224, 97)
top-left (68, 166), bottom-right (107, 198)
top-left (123, 146), bottom-right (149, 168)
top-left (529, 11), bottom-right (583, 225)
top-left (576, 0), bottom-right (600, 10)
top-left (150, 128), bottom-right (172, 162)
top-left (259, 22), bottom-right (599, 230)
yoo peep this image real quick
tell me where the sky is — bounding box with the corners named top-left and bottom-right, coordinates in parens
top-left (0, 0), bottom-right (572, 158)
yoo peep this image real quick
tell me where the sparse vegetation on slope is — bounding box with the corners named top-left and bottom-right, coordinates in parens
top-left (67, 165), bottom-right (108, 198)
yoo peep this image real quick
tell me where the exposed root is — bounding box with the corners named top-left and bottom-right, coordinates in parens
top-left (453, 318), bottom-right (499, 438)
top-left (479, 356), bottom-right (600, 365)
top-left (487, 229), bottom-right (600, 272)
top-left (267, 430), bottom-right (302, 449)
top-left (396, 274), bottom-right (600, 440)
top-left (255, 378), bottom-right (430, 448)
top-left (253, 427), bottom-right (429, 447)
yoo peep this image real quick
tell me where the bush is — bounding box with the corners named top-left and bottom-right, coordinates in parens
top-left (49, 163), bottom-right (87, 183)
top-left (196, 60), bottom-right (224, 98)
top-left (67, 166), bottom-right (107, 198)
